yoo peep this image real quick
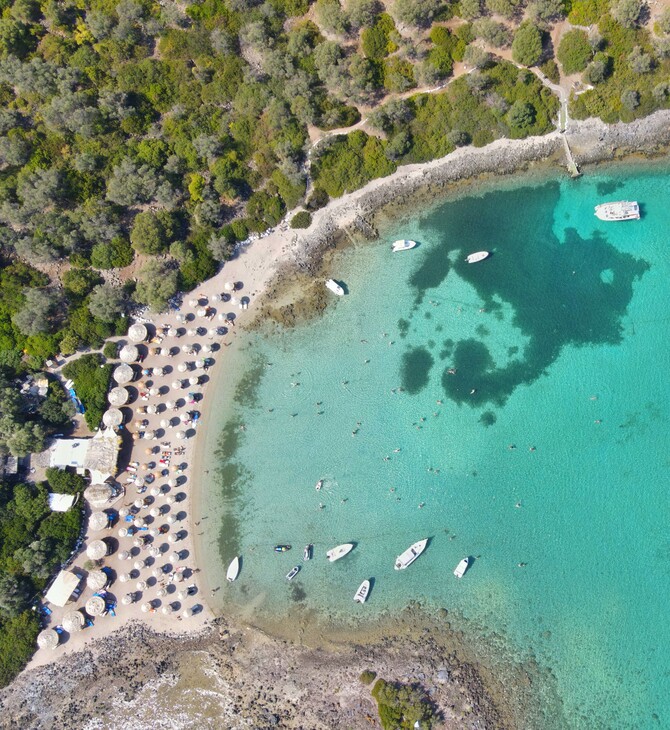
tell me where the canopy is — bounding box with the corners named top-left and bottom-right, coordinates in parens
top-left (62, 610), bottom-right (85, 633)
top-left (182, 607), bottom-right (194, 618)
top-left (175, 431), bottom-right (185, 440)
top-left (89, 511), bottom-right (109, 532)
top-left (86, 570), bottom-right (109, 591)
top-left (128, 323), bottom-right (148, 342)
top-left (86, 540), bottom-right (108, 560)
top-left (141, 602), bottom-right (152, 613)
top-left (48, 493), bottom-right (76, 512)
top-left (45, 570), bottom-right (80, 607)
top-left (177, 362), bottom-right (187, 373)
top-left (37, 628), bottom-right (59, 650)
top-left (84, 484), bottom-right (114, 507)
top-left (160, 604), bottom-right (174, 615)
top-left (117, 550), bottom-right (130, 561)
top-left (108, 387), bottom-right (129, 406)
top-left (189, 376), bottom-right (199, 386)
top-left (113, 363), bottom-right (134, 385)
top-left (122, 593), bottom-right (134, 605)
top-left (119, 344), bottom-right (139, 362)
top-left (172, 380), bottom-right (182, 390)
top-left (168, 328), bottom-right (178, 337)
top-left (102, 408), bottom-right (124, 428)
top-left (85, 595), bottom-right (106, 616)
top-left (118, 572), bottom-right (131, 583)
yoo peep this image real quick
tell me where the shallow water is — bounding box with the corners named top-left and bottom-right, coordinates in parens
top-left (197, 161), bottom-right (670, 729)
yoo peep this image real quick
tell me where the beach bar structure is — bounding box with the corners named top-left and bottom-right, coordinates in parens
top-left (49, 429), bottom-right (121, 484)
top-left (45, 570), bottom-right (81, 607)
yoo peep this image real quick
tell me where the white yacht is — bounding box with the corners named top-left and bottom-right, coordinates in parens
top-left (453, 557), bottom-right (470, 578)
top-left (594, 201), bottom-right (640, 221)
top-left (466, 251), bottom-right (490, 264)
top-left (326, 543), bottom-right (354, 562)
top-left (392, 239), bottom-right (417, 252)
top-left (394, 539), bottom-right (428, 570)
top-left (303, 544), bottom-right (313, 561)
top-left (226, 556), bottom-right (240, 582)
top-left (354, 580), bottom-right (370, 603)
top-left (325, 279), bottom-right (344, 296)
top-left (286, 565), bottom-right (300, 581)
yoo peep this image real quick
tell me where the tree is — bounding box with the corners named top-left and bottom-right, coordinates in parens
top-left (472, 18), bottom-right (512, 47)
top-left (621, 88), bottom-right (640, 110)
top-left (393, 0), bottom-right (442, 27)
top-left (315, 0), bottom-right (349, 34)
top-left (207, 232), bottom-right (236, 261)
top-left (12, 288), bottom-right (65, 336)
top-left (557, 29), bottom-right (592, 74)
top-left (130, 211), bottom-right (169, 254)
top-left (582, 57), bottom-right (608, 83)
top-left (13, 541), bottom-right (53, 581)
top-left (63, 268), bottom-right (102, 298)
top-left (0, 418), bottom-right (46, 457)
top-left (486, 0), bottom-right (520, 19)
top-left (612, 0), bottom-right (644, 27)
top-left (627, 45), bottom-right (652, 73)
top-left (0, 574), bottom-right (29, 618)
top-left (347, 0), bottom-right (382, 30)
top-left (290, 211), bottom-right (312, 228)
top-left (135, 260), bottom-right (178, 312)
top-left (512, 22), bottom-right (543, 66)
top-left (88, 283), bottom-right (126, 322)
top-left (90, 237), bottom-right (134, 269)
top-left (527, 0), bottom-right (565, 22)
top-left (507, 99), bottom-right (536, 128)
top-left (459, 0), bottom-right (483, 20)
top-left (463, 44), bottom-right (492, 69)
top-left (106, 159), bottom-right (159, 206)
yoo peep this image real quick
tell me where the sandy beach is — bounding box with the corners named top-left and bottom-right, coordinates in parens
top-left (17, 110), bottom-right (670, 726)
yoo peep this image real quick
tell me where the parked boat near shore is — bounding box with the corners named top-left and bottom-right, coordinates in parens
top-left (326, 543), bottom-right (354, 562)
top-left (394, 539), bottom-right (428, 570)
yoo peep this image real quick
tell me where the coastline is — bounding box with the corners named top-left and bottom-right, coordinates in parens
top-left (18, 111), bottom-right (670, 725)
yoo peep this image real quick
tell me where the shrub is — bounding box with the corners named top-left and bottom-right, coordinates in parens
top-left (290, 211), bottom-right (312, 228)
top-left (611, 0), bottom-right (644, 28)
top-left (371, 678), bottom-right (436, 730)
top-left (90, 236), bottom-right (134, 269)
top-left (360, 670), bottom-right (377, 685)
top-left (62, 353), bottom-right (112, 430)
top-left (512, 22), bottom-right (543, 66)
top-left (557, 29), bottom-right (592, 74)
top-left (540, 59), bottom-right (560, 83)
top-left (103, 341), bottom-right (118, 360)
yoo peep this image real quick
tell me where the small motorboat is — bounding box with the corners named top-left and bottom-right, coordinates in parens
top-left (395, 538), bottom-right (428, 570)
top-left (274, 544), bottom-right (291, 553)
top-left (392, 239), bottom-right (417, 252)
top-left (354, 580), bottom-right (370, 603)
top-left (315, 480), bottom-right (323, 491)
top-left (325, 279), bottom-right (344, 296)
top-left (286, 565), bottom-right (300, 581)
top-left (226, 556), bottom-right (240, 582)
top-left (466, 251), bottom-right (490, 264)
top-left (303, 544), bottom-right (313, 561)
top-left (326, 543), bottom-right (355, 562)
top-left (454, 557), bottom-right (471, 578)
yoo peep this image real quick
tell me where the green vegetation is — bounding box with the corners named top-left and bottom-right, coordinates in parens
top-left (557, 29), bottom-right (593, 74)
top-left (290, 211), bottom-right (312, 228)
top-left (371, 678), bottom-right (438, 729)
top-left (62, 354), bottom-right (112, 430)
top-left (102, 341), bottom-right (118, 360)
top-left (359, 669), bottom-right (377, 684)
top-left (512, 22), bottom-right (544, 66)
top-left (0, 473), bottom-right (84, 686)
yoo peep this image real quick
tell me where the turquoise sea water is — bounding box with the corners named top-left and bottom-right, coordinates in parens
top-left (197, 161), bottom-right (670, 729)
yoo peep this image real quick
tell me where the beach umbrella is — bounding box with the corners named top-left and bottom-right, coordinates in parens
top-left (167, 534), bottom-right (178, 544)
top-left (147, 405), bottom-right (156, 415)
top-left (188, 376), bottom-right (199, 386)
top-left (177, 590), bottom-right (188, 601)
top-left (150, 487), bottom-right (161, 498)
top-left (161, 604), bottom-right (174, 615)
top-left (170, 551), bottom-right (181, 563)
top-left (89, 511), bottom-right (109, 532)
top-left (181, 344), bottom-right (191, 353)
top-left (134, 499), bottom-right (144, 509)
top-left (86, 570), bottom-right (109, 591)
top-left (118, 527), bottom-right (129, 539)
top-left (177, 362), bottom-right (188, 373)
top-left (148, 527), bottom-right (160, 538)
top-left (149, 387), bottom-right (159, 397)
top-left (128, 323), bottom-right (148, 342)
top-left (102, 408), bottom-right (124, 428)
top-left (151, 567), bottom-right (162, 579)
top-left (135, 476), bottom-right (146, 488)
top-left (108, 386), bottom-right (129, 406)
top-left (166, 495), bottom-right (176, 505)
top-left (142, 430), bottom-right (155, 440)
top-left (168, 327), bottom-right (178, 337)
top-left (154, 366), bottom-right (164, 377)
top-left (217, 313), bottom-right (227, 322)
top-left (119, 507), bottom-right (130, 518)
top-left (118, 550), bottom-right (131, 561)
top-left (166, 478), bottom-right (176, 487)
top-left (175, 431), bottom-right (185, 440)
top-left (119, 572), bottom-right (131, 583)
top-left (166, 515), bottom-right (176, 525)
top-left (62, 610), bottom-right (85, 633)
top-left (113, 363), bottom-right (134, 385)
top-left (149, 507), bottom-right (160, 518)
top-left (189, 298), bottom-right (198, 307)
top-left (119, 344), bottom-right (139, 363)
top-left (86, 540), bottom-right (108, 561)
top-left (197, 308), bottom-right (207, 318)
top-left (136, 580), bottom-right (147, 591)
top-left (224, 282), bottom-right (234, 292)
top-left (182, 607), bottom-right (194, 618)
top-left (122, 593), bottom-right (134, 606)
top-left (202, 344), bottom-right (212, 353)
top-left (37, 628), bottom-right (59, 650)
top-left (186, 328), bottom-right (196, 337)
top-left (159, 419), bottom-right (169, 429)
top-left (165, 400), bottom-right (174, 411)
top-left (209, 328), bottom-right (218, 337)
top-left (133, 559), bottom-right (146, 571)
top-left (134, 517), bottom-right (146, 528)
top-left (172, 570), bottom-right (184, 583)
top-left (85, 596), bottom-right (106, 617)
top-left (149, 546), bottom-right (161, 558)
top-left (195, 359), bottom-right (204, 369)
top-left (156, 587), bottom-right (167, 598)
top-left (179, 413), bottom-right (190, 423)
top-left (141, 602), bottom-right (153, 613)
top-left (172, 380), bottom-right (182, 391)
top-left (176, 313), bottom-right (185, 322)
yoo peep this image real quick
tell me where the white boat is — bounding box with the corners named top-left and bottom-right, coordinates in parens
top-left (594, 201), bottom-right (640, 221)
top-left (453, 557), bottom-right (470, 578)
top-left (325, 279), bottom-right (344, 296)
top-left (394, 538), bottom-right (428, 570)
top-left (466, 251), bottom-right (490, 264)
top-left (315, 480), bottom-right (323, 491)
top-left (286, 565), bottom-right (300, 581)
top-left (326, 543), bottom-right (354, 562)
top-left (392, 239), bottom-right (417, 252)
top-left (354, 580), bottom-right (370, 603)
top-left (226, 556), bottom-right (240, 582)
top-left (303, 544), bottom-right (312, 561)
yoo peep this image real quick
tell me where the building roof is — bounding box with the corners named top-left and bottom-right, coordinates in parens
top-left (48, 493), bottom-right (76, 512)
top-left (49, 429), bottom-right (121, 484)
top-left (45, 570), bottom-right (81, 607)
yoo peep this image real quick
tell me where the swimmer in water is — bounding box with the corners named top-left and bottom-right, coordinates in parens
top-left (418, 502), bottom-right (425, 509)
top-left (515, 502), bottom-right (522, 508)
top-left (393, 448), bottom-right (401, 453)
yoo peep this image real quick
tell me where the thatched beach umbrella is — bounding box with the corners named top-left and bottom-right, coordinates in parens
top-left (119, 344), bottom-right (139, 363)
top-left (37, 628), bottom-right (59, 650)
top-left (128, 323), bottom-right (148, 342)
top-left (175, 431), bottom-right (185, 440)
top-left (85, 596), bottom-right (106, 617)
top-left (89, 511), bottom-right (109, 532)
top-left (86, 539), bottom-right (108, 561)
top-left (166, 515), bottom-right (176, 525)
top-left (86, 570), bottom-right (109, 591)
top-left (133, 559), bottom-right (146, 570)
top-left (156, 587), bottom-right (167, 598)
top-left (62, 610), bottom-right (85, 633)
top-left (118, 527), bottom-right (128, 538)
top-left (102, 408), bottom-right (124, 428)
top-left (141, 602), bottom-right (153, 613)
top-left (182, 607), bottom-right (194, 618)
top-left (122, 593), bottom-right (134, 605)
top-left (136, 580), bottom-right (147, 591)
top-left (84, 483), bottom-right (114, 508)
top-left (108, 386), bottom-right (129, 406)
top-left (118, 550), bottom-right (131, 561)
top-left (161, 604), bottom-right (174, 615)
top-left (168, 327), bottom-right (178, 337)
top-left (189, 376), bottom-right (199, 386)
top-left (149, 546), bottom-right (161, 558)
top-left (113, 363), bottom-right (134, 385)
top-left (118, 572), bottom-right (131, 583)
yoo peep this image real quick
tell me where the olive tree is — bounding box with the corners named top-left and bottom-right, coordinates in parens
top-left (134, 260), bottom-right (179, 312)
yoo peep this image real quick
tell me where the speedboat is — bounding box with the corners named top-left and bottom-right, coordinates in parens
top-left (394, 538), bottom-right (428, 570)
top-left (274, 544), bottom-right (291, 553)
top-left (325, 279), bottom-right (344, 296)
top-left (466, 251), bottom-right (489, 264)
top-left (303, 544), bottom-right (313, 561)
top-left (226, 556), bottom-right (240, 582)
top-left (392, 239), bottom-right (417, 252)
top-left (453, 557), bottom-right (470, 578)
top-left (594, 201), bottom-right (639, 221)
top-left (315, 480), bottom-right (323, 491)
top-left (354, 580), bottom-right (370, 603)
top-left (326, 543), bottom-right (354, 562)
top-left (286, 565), bottom-right (300, 581)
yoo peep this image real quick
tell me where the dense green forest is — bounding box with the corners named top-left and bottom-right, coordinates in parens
top-left (0, 469), bottom-right (84, 685)
top-left (0, 0), bottom-right (668, 369)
